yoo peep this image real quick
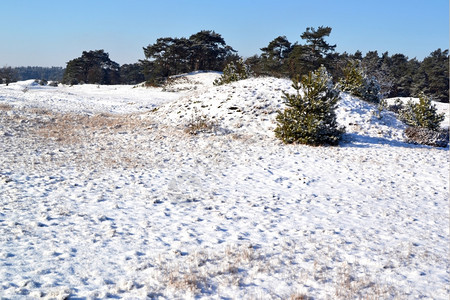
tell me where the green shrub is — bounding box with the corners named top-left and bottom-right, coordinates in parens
top-left (275, 66), bottom-right (344, 145)
top-left (338, 60), bottom-right (381, 103)
top-left (214, 58), bottom-right (252, 86)
top-left (399, 93), bottom-right (444, 131)
top-left (338, 60), bottom-right (364, 96)
top-left (361, 75), bottom-right (381, 103)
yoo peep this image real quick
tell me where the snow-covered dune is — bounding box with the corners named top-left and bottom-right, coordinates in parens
top-left (0, 74), bottom-right (448, 299)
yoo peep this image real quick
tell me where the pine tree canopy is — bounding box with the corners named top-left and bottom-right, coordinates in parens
top-left (301, 26), bottom-right (336, 56)
top-left (62, 50), bottom-right (120, 85)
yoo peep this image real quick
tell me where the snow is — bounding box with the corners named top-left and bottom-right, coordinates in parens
top-left (0, 73), bottom-right (448, 299)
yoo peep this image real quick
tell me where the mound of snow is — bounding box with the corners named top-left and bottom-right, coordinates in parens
top-left (154, 76), bottom-right (409, 147)
top-left (154, 76), bottom-right (293, 138)
top-left (161, 71), bottom-right (222, 93)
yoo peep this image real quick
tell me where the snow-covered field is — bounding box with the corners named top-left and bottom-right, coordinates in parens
top-left (0, 73), bottom-right (448, 299)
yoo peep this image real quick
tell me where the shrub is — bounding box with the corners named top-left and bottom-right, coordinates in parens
top-left (399, 93), bottom-right (445, 130)
top-left (275, 66), bottom-right (344, 145)
top-left (213, 58), bottom-right (252, 86)
top-left (338, 61), bottom-right (381, 103)
top-left (361, 75), bottom-right (381, 103)
top-left (338, 60), bottom-right (364, 96)
top-left (405, 127), bottom-right (449, 147)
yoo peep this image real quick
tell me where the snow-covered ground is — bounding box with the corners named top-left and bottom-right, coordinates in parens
top-left (0, 73), bottom-right (448, 299)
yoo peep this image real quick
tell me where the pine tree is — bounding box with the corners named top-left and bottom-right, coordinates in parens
top-left (0, 66), bottom-right (18, 86)
top-left (275, 66), bottom-right (344, 145)
top-left (62, 50), bottom-right (120, 85)
top-left (338, 60), bottom-right (365, 97)
top-left (337, 60), bottom-right (381, 103)
top-left (361, 75), bottom-right (381, 103)
top-left (260, 36), bottom-right (292, 76)
top-left (213, 58), bottom-right (252, 85)
top-left (419, 49), bottom-right (449, 103)
top-left (400, 93), bottom-right (445, 131)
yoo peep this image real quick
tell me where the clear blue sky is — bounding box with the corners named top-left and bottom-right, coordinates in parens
top-left (1, 0), bottom-right (448, 67)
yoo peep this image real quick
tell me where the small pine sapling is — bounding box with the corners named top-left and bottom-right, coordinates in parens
top-left (400, 93), bottom-right (445, 131)
top-left (275, 66), bottom-right (344, 146)
top-left (399, 93), bottom-right (447, 147)
top-left (338, 60), bottom-right (364, 97)
top-left (214, 58), bottom-right (252, 86)
top-left (338, 60), bottom-right (381, 103)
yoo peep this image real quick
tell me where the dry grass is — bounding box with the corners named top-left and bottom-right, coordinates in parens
top-left (184, 110), bottom-right (218, 135)
top-left (151, 243), bottom-right (259, 297)
top-left (31, 112), bottom-right (152, 144)
top-left (1, 106), bottom-right (159, 169)
top-left (146, 242), bottom-right (403, 299)
top-left (0, 103), bottom-right (13, 111)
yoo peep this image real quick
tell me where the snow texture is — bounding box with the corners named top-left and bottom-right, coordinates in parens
top-left (0, 73), bottom-right (449, 299)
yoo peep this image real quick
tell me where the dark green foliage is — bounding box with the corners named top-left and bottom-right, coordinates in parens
top-left (62, 50), bottom-right (120, 85)
top-left (275, 66), bottom-right (344, 146)
top-left (244, 55), bottom-right (264, 76)
top-left (143, 30), bottom-right (236, 81)
top-left (229, 27), bottom-right (447, 104)
top-left (259, 36), bottom-right (292, 76)
top-left (14, 66), bottom-right (64, 81)
top-left (299, 26), bottom-right (336, 72)
top-left (359, 49), bottom-right (449, 102)
top-left (120, 63), bottom-right (145, 85)
top-left (337, 60), bottom-right (381, 103)
top-left (284, 27), bottom-right (337, 78)
top-left (417, 49), bottom-right (449, 103)
top-left (301, 26), bottom-right (336, 56)
top-left (361, 76), bottom-right (381, 103)
top-left (189, 30), bottom-right (236, 71)
top-left (360, 51), bottom-right (393, 97)
top-left (286, 44), bottom-right (316, 77)
top-left (399, 93), bottom-right (445, 130)
top-left (338, 60), bottom-right (365, 96)
top-left (213, 59), bottom-right (251, 86)
top-left (0, 66), bottom-right (18, 85)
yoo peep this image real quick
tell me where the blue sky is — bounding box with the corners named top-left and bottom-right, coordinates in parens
top-left (1, 0), bottom-right (448, 67)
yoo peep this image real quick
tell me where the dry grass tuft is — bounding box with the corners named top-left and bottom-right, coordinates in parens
top-left (29, 111), bottom-right (153, 144)
top-left (334, 262), bottom-right (397, 299)
top-left (0, 103), bottom-right (13, 111)
top-left (289, 293), bottom-right (312, 300)
top-left (184, 110), bottom-right (218, 135)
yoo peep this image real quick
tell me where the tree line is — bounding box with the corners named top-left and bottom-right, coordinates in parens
top-left (1, 28), bottom-right (448, 102)
top-left (0, 66), bottom-right (64, 85)
top-left (246, 27), bottom-right (448, 102)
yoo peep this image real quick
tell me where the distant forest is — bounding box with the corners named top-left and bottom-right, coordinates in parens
top-left (13, 66), bottom-right (65, 82)
top-left (1, 28), bottom-right (448, 102)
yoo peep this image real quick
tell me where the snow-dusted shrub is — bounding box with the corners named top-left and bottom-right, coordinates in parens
top-left (361, 75), bottom-right (381, 103)
top-left (275, 66), bottom-right (344, 146)
top-left (338, 61), bottom-right (380, 103)
top-left (213, 58), bottom-right (252, 86)
top-left (405, 127), bottom-right (449, 147)
top-left (338, 61), bottom-right (364, 95)
top-left (399, 93), bottom-right (445, 131)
